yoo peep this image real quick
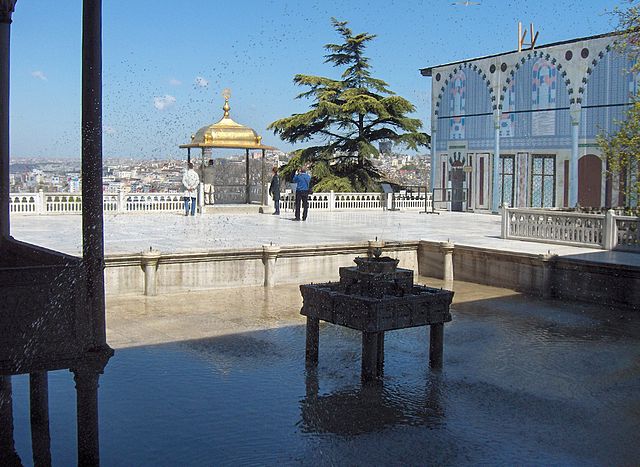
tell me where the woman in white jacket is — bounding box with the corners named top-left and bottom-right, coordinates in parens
top-left (182, 162), bottom-right (200, 216)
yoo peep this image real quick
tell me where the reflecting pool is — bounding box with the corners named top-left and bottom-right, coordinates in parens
top-left (6, 281), bottom-right (640, 465)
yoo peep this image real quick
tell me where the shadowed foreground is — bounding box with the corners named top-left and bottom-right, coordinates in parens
top-left (7, 279), bottom-right (640, 465)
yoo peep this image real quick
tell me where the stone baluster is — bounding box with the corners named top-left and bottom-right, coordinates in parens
top-left (603, 209), bottom-right (617, 250)
top-left (262, 244), bottom-right (280, 287)
top-left (501, 206), bottom-right (510, 238)
top-left (441, 241), bottom-right (454, 288)
top-left (141, 248), bottom-right (161, 296)
top-left (539, 252), bottom-right (556, 299)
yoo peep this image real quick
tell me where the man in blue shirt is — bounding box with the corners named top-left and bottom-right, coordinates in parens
top-left (292, 167), bottom-right (311, 221)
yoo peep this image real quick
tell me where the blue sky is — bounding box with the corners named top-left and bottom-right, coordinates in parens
top-left (9, 0), bottom-right (622, 158)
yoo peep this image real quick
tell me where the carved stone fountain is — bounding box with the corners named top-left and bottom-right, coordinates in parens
top-left (300, 244), bottom-right (454, 381)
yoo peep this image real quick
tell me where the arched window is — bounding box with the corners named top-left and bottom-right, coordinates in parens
top-left (449, 70), bottom-right (466, 140)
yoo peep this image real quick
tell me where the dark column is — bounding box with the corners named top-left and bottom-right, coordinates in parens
top-left (0, 2), bottom-right (16, 243)
top-left (82, 0), bottom-right (106, 346)
top-left (30, 372), bottom-right (52, 467)
top-left (0, 375), bottom-right (22, 466)
top-left (261, 149), bottom-right (266, 205)
top-left (362, 331), bottom-right (381, 381)
top-left (72, 367), bottom-right (101, 467)
top-left (187, 147), bottom-right (191, 164)
top-left (305, 316), bottom-right (319, 365)
top-left (429, 324), bottom-right (444, 369)
top-left (376, 332), bottom-right (385, 376)
top-left (245, 148), bottom-right (250, 204)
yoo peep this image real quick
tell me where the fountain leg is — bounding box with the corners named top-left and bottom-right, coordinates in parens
top-left (429, 324), bottom-right (444, 369)
top-left (305, 317), bottom-right (319, 365)
top-left (73, 367), bottom-right (101, 467)
top-left (0, 376), bottom-right (22, 466)
top-left (30, 371), bottom-right (52, 467)
top-left (362, 331), bottom-right (383, 381)
top-left (376, 332), bottom-right (385, 376)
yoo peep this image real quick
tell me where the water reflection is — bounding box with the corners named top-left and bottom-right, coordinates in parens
top-left (300, 367), bottom-right (444, 435)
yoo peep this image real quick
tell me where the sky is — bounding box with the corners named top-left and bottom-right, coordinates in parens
top-left (8, 0), bottom-right (624, 159)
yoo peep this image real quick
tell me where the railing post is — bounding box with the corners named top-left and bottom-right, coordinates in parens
top-left (441, 241), bottom-right (454, 289)
top-left (262, 244), bottom-right (280, 287)
top-left (603, 209), bottom-right (617, 250)
top-left (501, 206), bottom-right (510, 238)
top-left (118, 190), bottom-right (125, 213)
top-left (329, 190), bottom-right (335, 211)
top-left (141, 248), bottom-right (161, 296)
top-left (38, 189), bottom-right (45, 214)
top-left (386, 192), bottom-right (392, 210)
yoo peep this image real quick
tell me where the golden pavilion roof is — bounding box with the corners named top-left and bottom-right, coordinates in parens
top-left (179, 97), bottom-right (275, 150)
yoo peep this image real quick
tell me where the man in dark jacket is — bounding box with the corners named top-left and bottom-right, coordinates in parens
top-left (269, 166), bottom-right (281, 215)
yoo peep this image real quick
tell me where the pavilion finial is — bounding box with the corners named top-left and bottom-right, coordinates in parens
top-left (222, 88), bottom-right (231, 118)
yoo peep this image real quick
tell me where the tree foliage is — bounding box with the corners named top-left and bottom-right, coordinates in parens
top-left (598, 2), bottom-right (640, 205)
top-left (269, 19), bottom-right (429, 192)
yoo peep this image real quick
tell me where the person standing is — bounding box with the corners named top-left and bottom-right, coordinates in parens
top-left (292, 167), bottom-right (311, 221)
top-left (182, 162), bottom-right (200, 216)
top-left (200, 159), bottom-right (215, 205)
top-left (269, 166), bottom-right (281, 215)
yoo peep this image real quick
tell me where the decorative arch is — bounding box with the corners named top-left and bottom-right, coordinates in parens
top-left (499, 50), bottom-right (570, 108)
top-left (434, 62), bottom-right (493, 142)
top-left (577, 42), bottom-right (618, 104)
top-left (434, 62), bottom-right (493, 117)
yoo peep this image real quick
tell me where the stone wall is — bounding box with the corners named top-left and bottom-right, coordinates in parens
top-left (104, 240), bottom-right (639, 309)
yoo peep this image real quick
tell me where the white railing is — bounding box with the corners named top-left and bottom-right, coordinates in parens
top-left (501, 207), bottom-right (639, 252)
top-left (10, 190), bottom-right (433, 215)
top-left (280, 191), bottom-right (432, 212)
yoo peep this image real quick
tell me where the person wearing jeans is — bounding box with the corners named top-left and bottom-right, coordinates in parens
top-left (182, 162), bottom-right (200, 216)
top-left (269, 166), bottom-right (281, 215)
top-left (292, 167), bottom-right (311, 221)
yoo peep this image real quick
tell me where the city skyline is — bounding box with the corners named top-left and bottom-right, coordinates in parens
top-left (9, 0), bottom-right (619, 159)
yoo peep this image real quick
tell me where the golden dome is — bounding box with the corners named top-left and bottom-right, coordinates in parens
top-left (180, 97), bottom-right (270, 149)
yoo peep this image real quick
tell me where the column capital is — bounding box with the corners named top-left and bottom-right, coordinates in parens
top-left (493, 111), bottom-right (502, 129)
top-left (570, 103), bottom-right (582, 126)
top-left (0, 0), bottom-right (17, 24)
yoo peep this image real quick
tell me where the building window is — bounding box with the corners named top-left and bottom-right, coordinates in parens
top-left (531, 155), bottom-right (556, 207)
top-left (498, 155), bottom-right (515, 207)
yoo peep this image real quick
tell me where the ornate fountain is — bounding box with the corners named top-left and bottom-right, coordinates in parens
top-left (300, 244), bottom-right (454, 381)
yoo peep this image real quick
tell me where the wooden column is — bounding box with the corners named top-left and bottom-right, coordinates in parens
top-left (82, 0), bottom-right (106, 345)
top-left (30, 371), bottom-right (52, 467)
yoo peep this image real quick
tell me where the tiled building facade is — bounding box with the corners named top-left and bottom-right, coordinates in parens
top-left (421, 33), bottom-right (633, 211)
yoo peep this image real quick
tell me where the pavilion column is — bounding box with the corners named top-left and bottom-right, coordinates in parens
top-left (0, 375), bottom-right (22, 466)
top-left (82, 0), bottom-right (106, 346)
top-left (72, 365), bottom-right (101, 467)
top-left (0, 1), bottom-right (17, 244)
top-left (261, 148), bottom-right (266, 205)
top-left (30, 371), bottom-right (52, 466)
top-left (492, 113), bottom-right (501, 213)
top-left (245, 148), bottom-right (250, 204)
top-left (430, 127), bottom-right (437, 197)
top-left (569, 105), bottom-right (581, 207)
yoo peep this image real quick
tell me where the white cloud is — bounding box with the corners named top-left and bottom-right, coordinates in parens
top-left (31, 70), bottom-right (47, 81)
top-left (169, 78), bottom-right (182, 86)
top-left (194, 76), bottom-right (208, 87)
top-left (153, 95), bottom-right (176, 110)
